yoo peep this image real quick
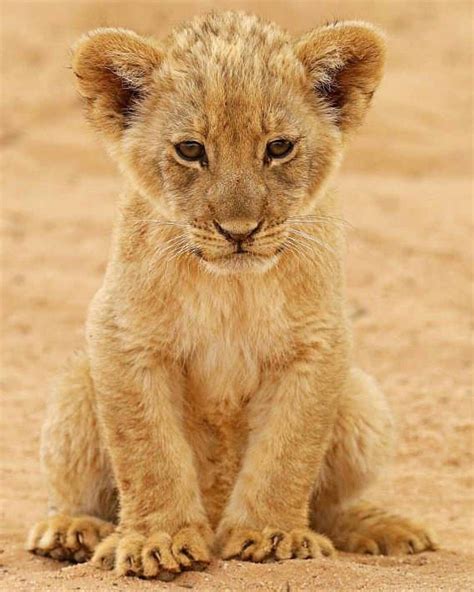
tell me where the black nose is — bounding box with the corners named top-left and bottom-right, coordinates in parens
top-left (213, 220), bottom-right (262, 244)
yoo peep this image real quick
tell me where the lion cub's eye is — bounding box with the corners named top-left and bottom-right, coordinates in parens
top-left (266, 139), bottom-right (294, 160)
top-left (175, 141), bottom-right (207, 163)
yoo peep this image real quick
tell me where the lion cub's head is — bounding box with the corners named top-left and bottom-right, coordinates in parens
top-left (73, 11), bottom-right (385, 273)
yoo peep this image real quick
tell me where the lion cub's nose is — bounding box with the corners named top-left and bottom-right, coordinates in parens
top-left (213, 220), bottom-right (262, 243)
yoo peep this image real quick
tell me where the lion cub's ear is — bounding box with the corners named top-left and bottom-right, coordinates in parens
top-left (295, 21), bottom-right (386, 135)
top-left (72, 28), bottom-right (163, 140)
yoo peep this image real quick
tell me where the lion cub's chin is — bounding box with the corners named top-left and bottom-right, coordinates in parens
top-left (200, 252), bottom-right (280, 276)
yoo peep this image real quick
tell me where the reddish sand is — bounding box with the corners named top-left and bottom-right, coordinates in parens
top-left (1, 1), bottom-right (472, 590)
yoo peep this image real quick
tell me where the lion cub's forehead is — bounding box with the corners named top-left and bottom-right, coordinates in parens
top-left (169, 12), bottom-right (290, 56)
top-left (156, 12), bottom-right (306, 138)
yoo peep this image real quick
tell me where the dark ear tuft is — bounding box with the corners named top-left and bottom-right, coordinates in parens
top-left (295, 21), bottom-right (386, 135)
top-left (72, 28), bottom-right (163, 140)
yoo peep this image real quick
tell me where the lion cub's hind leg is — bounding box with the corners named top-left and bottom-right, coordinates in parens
top-left (311, 368), bottom-right (437, 555)
top-left (318, 502), bottom-right (437, 556)
top-left (27, 514), bottom-right (114, 563)
top-left (27, 351), bottom-right (117, 563)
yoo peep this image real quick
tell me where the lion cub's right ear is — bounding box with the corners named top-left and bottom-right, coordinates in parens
top-left (295, 21), bottom-right (386, 137)
top-left (72, 28), bottom-right (163, 141)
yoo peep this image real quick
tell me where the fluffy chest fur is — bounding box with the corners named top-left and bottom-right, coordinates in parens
top-left (100, 246), bottom-right (299, 407)
top-left (177, 271), bottom-right (291, 416)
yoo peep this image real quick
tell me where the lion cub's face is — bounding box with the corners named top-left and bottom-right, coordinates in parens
top-left (73, 13), bottom-right (385, 273)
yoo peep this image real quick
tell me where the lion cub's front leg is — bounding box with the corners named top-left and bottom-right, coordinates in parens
top-left (217, 348), bottom-right (344, 562)
top-left (91, 357), bottom-right (212, 579)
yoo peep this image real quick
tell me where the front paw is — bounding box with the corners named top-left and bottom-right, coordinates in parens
top-left (219, 526), bottom-right (334, 562)
top-left (92, 525), bottom-right (212, 580)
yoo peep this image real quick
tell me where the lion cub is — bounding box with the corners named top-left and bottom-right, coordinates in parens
top-left (27, 11), bottom-right (436, 579)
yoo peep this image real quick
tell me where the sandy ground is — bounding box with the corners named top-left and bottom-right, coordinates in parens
top-left (1, 0), bottom-right (473, 590)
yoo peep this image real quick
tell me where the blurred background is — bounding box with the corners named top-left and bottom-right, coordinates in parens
top-left (1, 1), bottom-right (472, 590)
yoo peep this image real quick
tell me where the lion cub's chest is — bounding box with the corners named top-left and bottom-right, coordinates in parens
top-left (177, 277), bottom-right (289, 415)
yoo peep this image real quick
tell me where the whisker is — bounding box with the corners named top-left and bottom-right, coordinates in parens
top-left (190, 232), bottom-right (223, 245)
top-left (286, 230), bottom-right (338, 275)
top-left (257, 229), bottom-right (286, 241)
top-left (287, 234), bottom-right (321, 261)
top-left (152, 235), bottom-right (187, 257)
top-left (148, 236), bottom-right (189, 271)
top-left (290, 229), bottom-right (337, 256)
top-left (284, 236), bottom-right (315, 267)
top-left (171, 245), bottom-right (194, 265)
top-left (288, 213), bottom-right (349, 221)
top-left (134, 219), bottom-right (190, 228)
top-left (296, 237), bottom-right (330, 270)
top-left (287, 214), bottom-right (353, 229)
top-left (288, 220), bottom-right (348, 231)
top-left (160, 240), bottom-right (194, 274)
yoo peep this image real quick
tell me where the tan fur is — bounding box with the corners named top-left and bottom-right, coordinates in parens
top-left (27, 11), bottom-right (436, 579)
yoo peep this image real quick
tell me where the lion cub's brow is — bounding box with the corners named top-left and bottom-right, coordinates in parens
top-left (158, 22), bottom-right (306, 145)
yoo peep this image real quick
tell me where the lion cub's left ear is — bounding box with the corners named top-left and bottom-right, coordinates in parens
top-left (295, 21), bottom-right (386, 135)
top-left (72, 28), bottom-right (163, 141)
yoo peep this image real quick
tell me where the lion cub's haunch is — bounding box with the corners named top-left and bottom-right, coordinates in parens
top-left (27, 11), bottom-right (436, 579)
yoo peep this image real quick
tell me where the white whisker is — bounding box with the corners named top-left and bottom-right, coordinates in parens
top-left (134, 219), bottom-right (189, 228)
top-left (287, 214), bottom-right (353, 229)
top-left (290, 229), bottom-right (337, 256)
top-left (284, 236), bottom-right (315, 267)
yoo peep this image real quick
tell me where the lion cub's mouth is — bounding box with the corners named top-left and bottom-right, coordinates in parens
top-left (198, 249), bottom-right (279, 274)
top-left (220, 247), bottom-right (265, 261)
top-left (227, 249), bottom-right (251, 257)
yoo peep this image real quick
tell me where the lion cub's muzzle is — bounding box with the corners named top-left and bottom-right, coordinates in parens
top-left (188, 217), bottom-right (287, 272)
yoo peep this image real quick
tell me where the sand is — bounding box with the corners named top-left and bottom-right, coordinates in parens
top-left (1, 1), bottom-right (473, 590)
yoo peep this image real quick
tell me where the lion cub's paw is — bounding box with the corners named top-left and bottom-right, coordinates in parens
top-left (333, 508), bottom-right (438, 556)
top-left (221, 526), bottom-right (334, 562)
top-left (27, 514), bottom-right (115, 563)
top-left (92, 526), bottom-right (211, 580)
